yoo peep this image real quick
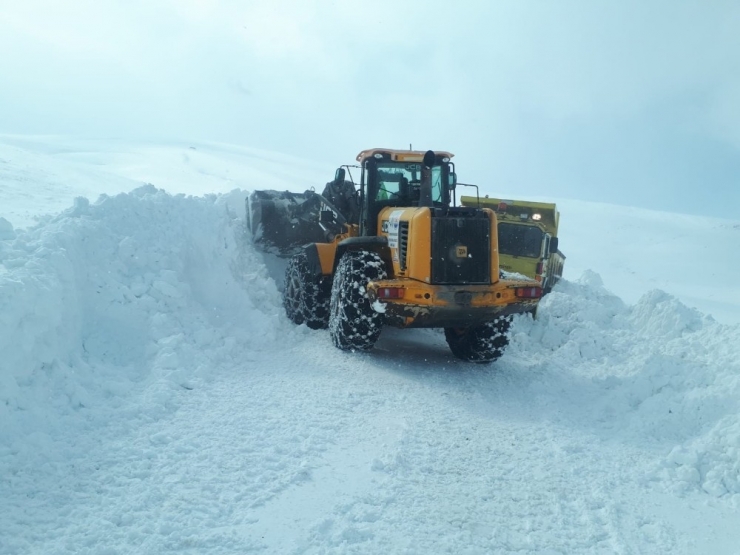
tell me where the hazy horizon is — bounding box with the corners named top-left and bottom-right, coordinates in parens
top-left (2, 0), bottom-right (738, 218)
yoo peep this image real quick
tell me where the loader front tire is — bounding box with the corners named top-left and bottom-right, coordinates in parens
top-left (329, 250), bottom-right (387, 351)
top-left (444, 316), bottom-right (512, 363)
top-left (283, 252), bottom-right (331, 329)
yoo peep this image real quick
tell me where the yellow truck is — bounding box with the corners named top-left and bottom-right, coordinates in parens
top-left (460, 196), bottom-right (565, 294)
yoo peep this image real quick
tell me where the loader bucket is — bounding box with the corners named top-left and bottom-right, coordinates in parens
top-left (246, 190), bottom-right (328, 256)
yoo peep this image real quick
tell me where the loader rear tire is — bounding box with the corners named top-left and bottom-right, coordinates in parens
top-left (283, 252), bottom-right (331, 329)
top-left (444, 316), bottom-right (512, 363)
top-left (329, 250), bottom-right (387, 351)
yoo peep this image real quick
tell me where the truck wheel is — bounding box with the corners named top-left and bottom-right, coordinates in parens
top-left (444, 316), bottom-right (512, 363)
top-left (329, 250), bottom-right (387, 351)
top-left (283, 252), bottom-right (331, 329)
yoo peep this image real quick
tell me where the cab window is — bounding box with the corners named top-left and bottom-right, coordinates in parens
top-left (376, 163), bottom-right (444, 203)
top-left (498, 223), bottom-right (544, 258)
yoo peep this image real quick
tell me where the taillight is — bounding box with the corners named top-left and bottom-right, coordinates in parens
top-left (515, 287), bottom-right (542, 299)
top-left (378, 287), bottom-right (405, 299)
top-left (536, 262), bottom-right (543, 274)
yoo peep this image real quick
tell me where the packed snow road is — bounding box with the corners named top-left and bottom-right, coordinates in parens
top-left (1, 187), bottom-right (739, 554)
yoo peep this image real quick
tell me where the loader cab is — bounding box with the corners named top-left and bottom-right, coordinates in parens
top-left (355, 149), bottom-right (456, 236)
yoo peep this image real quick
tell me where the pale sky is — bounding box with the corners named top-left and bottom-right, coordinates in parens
top-left (1, 0), bottom-right (739, 218)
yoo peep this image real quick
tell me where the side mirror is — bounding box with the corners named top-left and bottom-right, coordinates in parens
top-left (449, 172), bottom-right (457, 190)
top-left (549, 237), bottom-right (559, 254)
top-left (334, 167), bottom-right (346, 184)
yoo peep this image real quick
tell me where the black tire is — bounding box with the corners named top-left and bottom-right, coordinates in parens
top-left (283, 252), bottom-right (331, 329)
top-left (329, 250), bottom-right (387, 351)
top-left (444, 315), bottom-right (512, 363)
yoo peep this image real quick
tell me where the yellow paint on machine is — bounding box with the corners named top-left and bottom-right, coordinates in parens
top-left (376, 206), bottom-right (500, 286)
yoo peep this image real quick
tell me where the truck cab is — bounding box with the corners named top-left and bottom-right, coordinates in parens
top-left (460, 196), bottom-right (565, 294)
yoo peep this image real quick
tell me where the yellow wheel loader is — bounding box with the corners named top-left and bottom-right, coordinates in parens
top-left (247, 149), bottom-right (544, 362)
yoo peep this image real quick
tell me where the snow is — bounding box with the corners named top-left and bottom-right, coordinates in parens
top-left (372, 300), bottom-right (387, 313)
top-left (500, 270), bottom-right (532, 282)
top-left (1, 135), bottom-right (740, 554)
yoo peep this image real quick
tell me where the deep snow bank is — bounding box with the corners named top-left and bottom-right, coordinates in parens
top-left (509, 271), bottom-right (740, 501)
top-left (0, 186), bottom-right (286, 464)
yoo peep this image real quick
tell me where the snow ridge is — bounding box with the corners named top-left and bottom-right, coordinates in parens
top-left (0, 186), bottom-right (284, 465)
top-left (509, 273), bottom-right (740, 500)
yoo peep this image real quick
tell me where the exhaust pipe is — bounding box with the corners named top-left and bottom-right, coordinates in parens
top-left (419, 150), bottom-right (435, 207)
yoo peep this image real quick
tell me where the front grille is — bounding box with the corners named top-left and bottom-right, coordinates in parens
top-left (398, 221), bottom-right (409, 270)
top-left (431, 216), bottom-right (490, 284)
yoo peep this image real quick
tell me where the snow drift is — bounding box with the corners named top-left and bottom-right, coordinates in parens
top-left (0, 186), bottom-right (288, 468)
top-left (508, 273), bottom-right (740, 500)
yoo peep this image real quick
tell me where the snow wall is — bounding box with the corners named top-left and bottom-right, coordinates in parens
top-left (0, 186), bottom-right (289, 472)
top-left (0, 186), bottom-right (738, 501)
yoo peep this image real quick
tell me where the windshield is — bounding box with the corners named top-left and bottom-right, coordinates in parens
top-left (497, 223), bottom-right (544, 258)
top-left (375, 162), bottom-right (445, 203)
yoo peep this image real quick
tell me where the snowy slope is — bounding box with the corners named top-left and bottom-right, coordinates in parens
top-left (1, 137), bottom-right (740, 553)
top-left (542, 198), bottom-right (740, 327)
top-left (0, 135), bottom-right (330, 230)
